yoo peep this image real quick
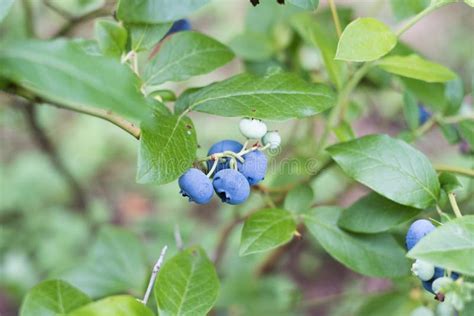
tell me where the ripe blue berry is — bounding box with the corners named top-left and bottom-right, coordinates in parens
top-left (406, 219), bottom-right (435, 251)
top-left (212, 169), bottom-right (250, 205)
top-left (166, 19), bottom-right (192, 36)
top-left (178, 168), bottom-right (213, 204)
top-left (207, 140), bottom-right (243, 174)
top-left (418, 105), bottom-right (431, 125)
top-left (237, 150), bottom-right (267, 185)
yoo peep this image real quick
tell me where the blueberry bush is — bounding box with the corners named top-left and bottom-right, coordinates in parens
top-left (0, 0), bottom-right (473, 315)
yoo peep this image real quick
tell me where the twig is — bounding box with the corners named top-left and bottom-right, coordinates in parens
top-left (44, 0), bottom-right (74, 20)
top-left (174, 224), bottom-right (184, 251)
top-left (328, 0), bottom-right (342, 37)
top-left (434, 164), bottom-right (474, 178)
top-left (448, 193), bottom-right (463, 218)
top-left (140, 246), bottom-right (168, 305)
top-left (53, 7), bottom-right (111, 37)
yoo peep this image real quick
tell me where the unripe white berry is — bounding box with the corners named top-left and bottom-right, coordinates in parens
top-left (411, 259), bottom-right (435, 281)
top-left (436, 301), bottom-right (455, 316)
top-left (239, 118), bottom-right (268, 139)
top-left (262, 131), bottom-right (281, 149)
top-left (432, 277), bottom-right (453, 294)
top-left (411, 306), bottom-right (434, 316)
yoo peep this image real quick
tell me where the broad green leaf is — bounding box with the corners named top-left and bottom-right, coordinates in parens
top-left (239, 208), bottom-right (296, 256)
top-left (144, 31), bottom-right (234, 86)
top-left (68, 296), bottom-right (154, 316)
top-left (290, 13), bottom-right (346, 89)
top-left (229, 32), bottom-right (275, 62)
top-left (444, 77), bottom-right (464, 115)
top-left (0, 0), bottom-right (14, 22)
top-left (287, 0), bottom-right (319, 10)
top-left (154, 247), bottom-right (219, 316)
top-left (0, 39), bottom-right (149, 121)
top-left (284, 185), bottom-right (314, 213)
top-left (117, 0), bottom-right (210, 23)
top-left (62, 227), bottom-right (148, 298)
top-left (137, 114), bottom-right (197, 184)
top-left (304, 207), bottom-right (410, 277)
top-left (356, 292), bottom-right (419, 316)
top-left (439, 172), bottom-right (462, 193)
top-left (390, 0), bottom-right (430, 20)
top-left (336, 18), bottom-right (397, 62)
top-left (402, 78), bottom-right (447, 110)
top-left (20, 280), bottom-right (91, 316)
top-left (94, 20), bottom-right (127, 58)
top-left (459, 120), bottom-right (474, 148)
top-left (174, 72), bottom-right (335, 120)
top-left (127, 22), bottom-right (172, 52)
top-left (408, 216), bottom-right (474, 276)
top-left (327, 134), bottom-right (440, 209)
top-left (338, 192), bottom-right (421, 233)
top-left (378, 54), bottom-right (457, 83)
top-left (403, 90), bottom-right (419, 130)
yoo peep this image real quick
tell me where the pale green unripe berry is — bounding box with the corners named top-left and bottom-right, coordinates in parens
top-left (262, 131), bottom-right (281, 149)
top-left (436, 302), bottom-right (455, 316)
top-left (411, 306), bottom-right (434, 316)
top-left (432, 277), bottom-right (453, 294)
top-left (411, 259), bottom-right (435, 281)
top-left (239, 118), bottom-right (267, 139)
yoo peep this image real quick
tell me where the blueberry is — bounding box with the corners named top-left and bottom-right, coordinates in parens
top-left (237, 150), bottom-right (267, 185)
top-left (207, 140), bottom-right (243, 174)
top-left (406, 219), bottom-right (435, 251)
top-left (166, 19), bottom-right (192, 36)
top-left (212, 169), bottom-right (250, 205)
top-left (178, 168), bottom-right (213, 204)
top-left (419, 105), bottom-right (431, 125)
top-left (239, 118), bottom-right (268, 139)
top-left (420, 268), bottom-right (459, 294)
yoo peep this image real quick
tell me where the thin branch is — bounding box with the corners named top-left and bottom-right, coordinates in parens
top-left (448, 193), bottom-right (463, 218)
top-left (44, 0), bottom-right (74, 20)
top-left (174, 224), bottom-right (184, 251)
top-left (53, 7), bottom-right (111, 37)
top-left (140, 246), bottom-right (168, 305)
top-left (434, 164), bottom-right (474, 178)
top-left (328, 0), bottom-right (342, 38)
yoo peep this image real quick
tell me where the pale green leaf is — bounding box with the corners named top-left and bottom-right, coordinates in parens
top-left (240, 208), bottom-right (296, 256)
top-left (68, 296), bottom-right (154, 316)
top-left (94, 20), bottom-right (127, 58)
top-left (284, 185), bottom-right (314, 213)
top-left (327, 134), bottom-right (440, 209)
top-left (336, 18), bottom-right (397, 62)
top-left (304, 207), bottom-right (411, 277)
top-left (408, 216), bottom-right (474, 276)
top-left (154, 247), bottom-right (219, 316)
top-left (465, 0), bottom-right (474, 7)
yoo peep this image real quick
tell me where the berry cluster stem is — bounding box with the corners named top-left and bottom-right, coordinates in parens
top-left (448, 193), bottom-right (463, 218)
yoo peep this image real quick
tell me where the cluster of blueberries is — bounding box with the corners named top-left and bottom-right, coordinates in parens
top-left (406, 219), bottom-right (460, 299)
top-left (178, 118), bottom-right (281, 205)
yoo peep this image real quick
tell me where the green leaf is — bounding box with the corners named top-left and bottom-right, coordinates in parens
top-left (46, 0), bottom-right (105, 17)
top-left (94, 20), bottom-right (127, 58)
top-left (117, 0), bottom-right (210, 23)
top-left (0, 0), bottom-right (15, 23)
top-left (304, 207), bottom-right (410, 277)
top-left (335, 18), bottom-right (397, 62)
top-left (239, 208), bottom-right (296, 256)
top-left (327, 134), bottom-right (440, 209)
top-left (284, 185), bottom-right (314, 213)
top-left (137, 114), bottom-right (197, 184)
top-left (356, 292), bottom-right (419, 316)
top-left (333, 121), bottom-right (356, 142)
top-left (290, 13), bottom-right (346, 89)
top-left (439, 123), bottom-right (460, 144)
top-left (466, 0), bottom-right (474, 7)
top-left (444, 77), bottom-right (464, 115)
top-left (403, 90), bottom-right (419, 130)
top-left (408, 216), bottom-right (474, 276)
top-left (287, 0), bottom-right (319, 10)
top-left (68, 296), bottom-right (154, 316)
top-left (127, 22), bottom-right (172, 52)
top-left (338, 192), bottom-right (421, 233)
top-left (402, 78), bottom-right (447, 111)
top-left (229, 32), bottom-right (275, 62)
top-left (390, 0), bottom-right (430, 20)
top-left (439, 172), bottom-right (462, 193)
top-left (62, 227), bottom-right (148, 298)
top-left (174, 72), bottom-right (335, 120)
top-left (378, 54), bottom-right (457, 83)
top-left (154, 247), bottom-right (219, 316)
top-left (144, 31), bottom-right (234, 86)
top-left (0, 39), bottom-right (149, 121)
top-left (459, 120), bottom-right (474, 148)
top-left (20, 280), bottom-right (91, 316)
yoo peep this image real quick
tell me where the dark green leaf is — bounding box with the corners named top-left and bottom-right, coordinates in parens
top-left (137, 114), bottom-right (197, 184)
top-left (338, 192), bottom-right (421, 233)
top-left (327, 134), bottom-right (440, 209)
top-left (378, 54), bottom-right (457, 83)
top-left (304, 207), bottom-right (410, 277)
top-left (403, 90), bottom-right (419, 130)
top-left (68, 296), bottom-right (154, 316)
top-left (20, 280), bottom-right (91, 316)
top-left (284, 185), bottom-right (314, 213)
top-left (439, 172), bottom-right (462, 193)
top-left (336, 18), bottom-right (397, 62)
top-left (127, 22), bottom-right (172, 52)
top-left (459, 120), bottom-right (474, 148)
top-left (390, 0), bottom-right (430, 21)
top-left (287, 0), bottom-right (319, 10)
top-left (0, 39), bottom-right (149, 121)
top-left (444, 77), bottom-right (464, 115)
top-left (402, 78), bottom-right (447, 111)
top-left (439, 123), bottom-right (460, 144)
top-left (240, 208), bottom-right (296, 256)
top-left (62, 227), bottom-right (148, 298)
top-left (144, 31), bottom-right (234, 86)
top-left (229, 32), bottom-right (275, 62)
top-left (174, 72), bottom-right (335, 120)
top-left (154, 247), bottom-right (219, 316)
top-left (0, 0), bottom-right (15, 22)
top-left (95, 20), bottom-right (127, 58)
top-left (117, 0), bottom-right (210, 23)
top-left (408, 216), bottom-right (474, 276)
